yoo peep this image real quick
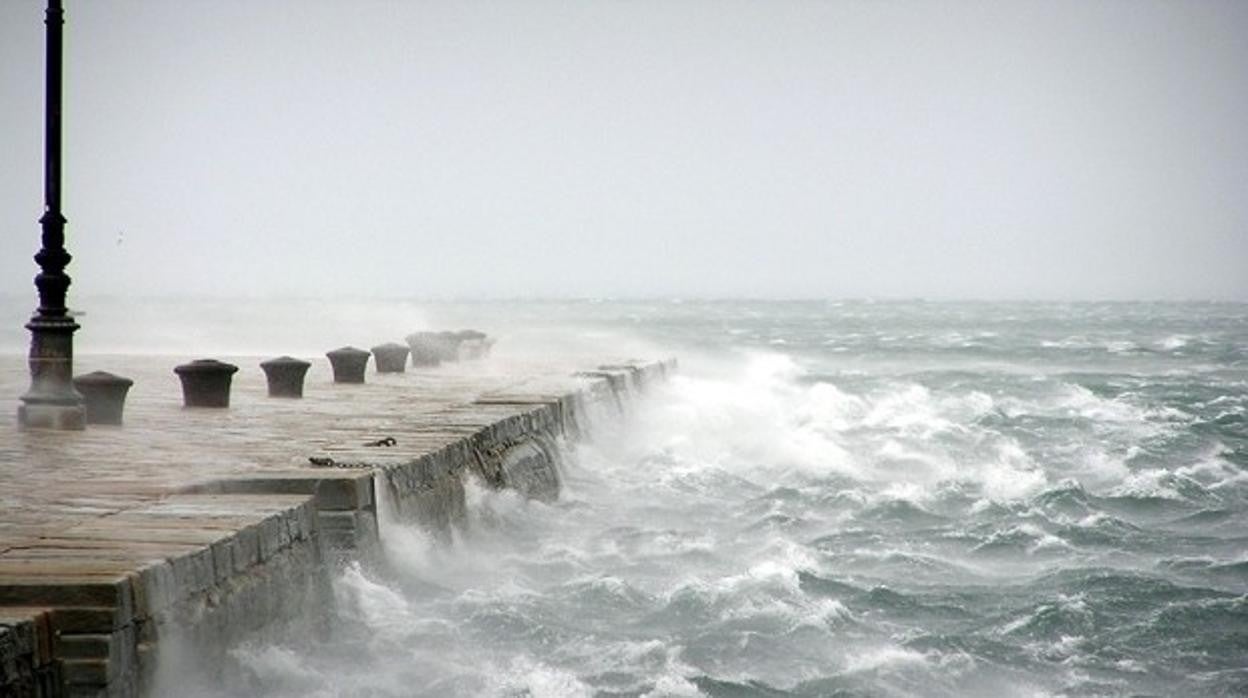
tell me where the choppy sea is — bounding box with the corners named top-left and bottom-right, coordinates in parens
top-left (8, 298), bottom-right (1246, 697)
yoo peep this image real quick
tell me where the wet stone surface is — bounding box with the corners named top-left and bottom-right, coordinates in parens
top-left (1, 353), bottom-right (644, 554)
top-left (0, 351), bottom-right (669, 697)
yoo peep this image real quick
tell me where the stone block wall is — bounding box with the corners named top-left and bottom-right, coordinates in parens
top-left (1, 609), bottom-right (59, 697)
top-left (0, 496), bottom-right (331, 698)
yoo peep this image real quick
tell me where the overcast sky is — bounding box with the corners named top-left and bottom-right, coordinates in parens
top-left (1, 0), bottom-right (1245, 300)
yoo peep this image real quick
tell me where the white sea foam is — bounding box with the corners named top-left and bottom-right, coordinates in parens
top-left (999, 594), bottom-right (1091, 636)
top-left (494, 657), bottom-right (594, 698)
top-left (335, 562), bottom-right (413, 633)
top-left (843, 645), bottom-right (931, 673)
top-left (641, 674), bottom-right (705, 697)
top-left (974, 523), bottom-right (1070, 556)
top-left (620, 352), bottom-right (1075, 510)
top-left (624, 353), bottom-right (860, 481)
top-left (228, 644), bottom-right (330, 695)
top-left (1157, 334), bottom-right (1191, 351)
top-left (1107, 469), bottom-right (1220, 503)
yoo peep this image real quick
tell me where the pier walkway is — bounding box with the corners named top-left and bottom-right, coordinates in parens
top-left (0, 351), bottom-right (671, 697)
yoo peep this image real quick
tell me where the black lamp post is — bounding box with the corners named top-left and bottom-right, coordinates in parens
top-left (18, 0), bottom-right (85, 430)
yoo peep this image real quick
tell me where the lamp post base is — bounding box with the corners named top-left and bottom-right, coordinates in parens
top-left (18, 314), bottom-right (85, 431)
top-left (18, 402), bottom-right (85, 430)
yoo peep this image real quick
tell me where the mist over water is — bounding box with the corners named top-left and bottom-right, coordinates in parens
top-left (21, 299), bottom-right (1245, 697)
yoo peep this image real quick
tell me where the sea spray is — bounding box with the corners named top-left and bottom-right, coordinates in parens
top-left (148, 299), bottom-right (1246, 697)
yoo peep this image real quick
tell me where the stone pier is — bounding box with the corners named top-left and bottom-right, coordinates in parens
top-left (0, 353), bottom-right (674, 697)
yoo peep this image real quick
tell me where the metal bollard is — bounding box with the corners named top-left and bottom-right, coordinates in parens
top-left (326, 346), bottom-right (370, 384)
top-left (371, 343), bottom-right (410, 373)
top-left (173, 359), bottom-right (238, 408)
top-left (259, 356), bottom-right (311, 398)
top-left (72, 371), bottom-right (134, 425)
top-left (454, 330), bottom-right (489, 360)
top-left (404, 332), bottom-right (442, 367)
top-left (433, 331), bottom-right (462, 362)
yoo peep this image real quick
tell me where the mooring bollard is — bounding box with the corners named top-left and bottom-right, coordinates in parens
top-left (459, 338), bottom-right (483, 360)
top-left (326, 346), bottom-right (370, 383)
top-left (173, 359), bottom-right (239, 408)
top-left (259, 356), bottom-right (311, 398)
top-left (455, 330), bottom-right (490, 359)
top-left (371, 343), bottom-right (410, 373)
top-left (434, 331), bottom-right (462, 362)
top-left (405, 332), bottom-right (442, 367)
top-left (72, 371), bottom-right (134, 425)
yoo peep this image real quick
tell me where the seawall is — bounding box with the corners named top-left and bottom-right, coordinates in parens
top-left (0, 354), bottom-right (673, 697)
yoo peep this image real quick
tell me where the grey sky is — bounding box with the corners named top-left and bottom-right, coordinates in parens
top-left (2, 0), bottom-right (1245, 300)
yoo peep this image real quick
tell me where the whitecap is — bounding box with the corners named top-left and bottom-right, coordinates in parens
top-left (494, 657), bottom-right (594, 698)
top-left (1108, 469), bottom-right (1220, 503)
top-left (1157, 334), bottom-right (1191, 351)
top-left (641, 675), bottom-right (705, 697)
top-left (843, 645), bottom-right (930, 673)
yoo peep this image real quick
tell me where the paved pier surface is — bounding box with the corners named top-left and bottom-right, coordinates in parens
top-left (0, 353), bottom-right (628, 545)
top-left (0, 351), bottom-right (670, 696)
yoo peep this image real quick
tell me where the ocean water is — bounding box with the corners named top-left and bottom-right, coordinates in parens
top-left (8, 298), bottom-right (1244, 697)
